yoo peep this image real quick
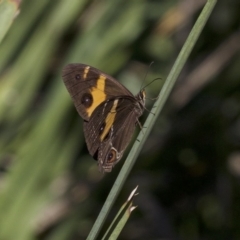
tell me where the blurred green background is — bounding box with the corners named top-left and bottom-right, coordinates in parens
top-left (0, 0), bottom-right (240, 239)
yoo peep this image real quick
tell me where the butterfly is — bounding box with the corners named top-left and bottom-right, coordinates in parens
top-left (62, 63), bottom-right (145, 172)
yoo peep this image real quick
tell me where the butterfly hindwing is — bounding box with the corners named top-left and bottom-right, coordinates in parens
top-left (83, 97), bottom-right (141, 172)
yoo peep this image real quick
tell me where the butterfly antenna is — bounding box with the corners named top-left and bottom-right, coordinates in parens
top-left (142, 77), bottom-right (162, 90)
top-left (140, 61), bottom-right (155, 90)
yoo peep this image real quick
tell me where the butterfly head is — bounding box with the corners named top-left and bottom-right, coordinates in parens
top-left (136, 89), bottom-right (146, 110)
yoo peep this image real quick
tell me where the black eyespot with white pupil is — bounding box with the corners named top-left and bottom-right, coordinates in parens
top-left (81, 93), bottom-right (93, 108)
top-left (75, 74), bottom-right (81, 80)
top-left (107, 149), bottom-right (116, 163)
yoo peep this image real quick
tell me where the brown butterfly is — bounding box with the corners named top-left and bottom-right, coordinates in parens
top-left (62, 64), bottom-right (145, 172)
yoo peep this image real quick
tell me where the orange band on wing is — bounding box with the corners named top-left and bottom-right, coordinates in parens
top-left (86, 75), bottom-right (107, 117)
top-left (100, 99), bottom-right (118, 141)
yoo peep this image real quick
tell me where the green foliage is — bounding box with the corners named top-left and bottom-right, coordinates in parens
top-left (0, 0), bottom-right (19, 43)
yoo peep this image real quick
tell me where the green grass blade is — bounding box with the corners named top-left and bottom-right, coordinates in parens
top-left (106, 203), bottom-right (136, 240)
top-left (0, 0), bottom-right (20, 43)
top-left (102, 186), bottom-right (138, 240)
top-left (86, 1), bottom-right (218, 239)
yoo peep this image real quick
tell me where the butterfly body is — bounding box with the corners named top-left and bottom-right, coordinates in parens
top-left (62, 64), bottom-right (145, 172)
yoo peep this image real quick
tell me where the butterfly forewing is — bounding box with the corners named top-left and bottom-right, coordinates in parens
top-left (62, 64), bottom-right (133, 120)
